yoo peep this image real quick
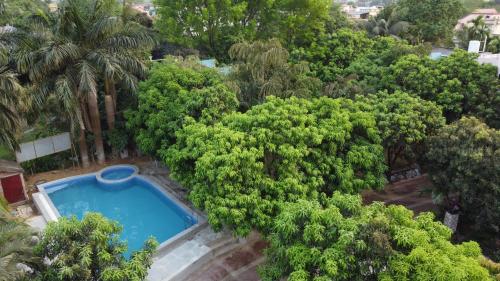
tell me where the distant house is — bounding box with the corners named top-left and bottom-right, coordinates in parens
top-left (341, 4), bottom-right (382, 20)
top-left (456, 8), bottom-right (500, 36)
top-left (48, 2), bottom-right (58, 12)
top-left (131, 3), bottom-right (156, 17)
top-left (0, 160), bottom-right (28, 205)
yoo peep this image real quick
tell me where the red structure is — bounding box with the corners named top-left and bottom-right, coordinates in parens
top-left (0, 160), bottom-right (27, 204)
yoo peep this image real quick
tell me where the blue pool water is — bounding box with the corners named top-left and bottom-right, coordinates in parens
top-left (43, 173), bottom-right (197, 257)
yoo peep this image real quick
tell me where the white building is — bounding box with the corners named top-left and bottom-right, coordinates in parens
top-left (341, 4), bottom-right (383, 20)
top-left (456, 8), bottom-right (500, 36)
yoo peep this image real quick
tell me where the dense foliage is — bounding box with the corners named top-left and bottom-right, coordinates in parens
top-left (394, 0), bottom-right (464, 43)
top-left (340, 45), bottom-right (498, 128)
top-left (291, 28), bottom-right (374, 83)
top-left (0, 0), bottom-right (48, 27)
top-left (425, 117), bottom-right (500, 234)
top-left (355, 91), bottom-right (445, 171)
top-left (388, 50), bottom-right (499, 126)
top-left (125, 58), bottom-right (238, 156)
top-left (164, 96), bottom-right (386, 236)
top-left (154, 0), bottom-right (333, 60)
top-left (0, 211), bottom-right (37, 281)
top-left (259, 192), bottom-right (496, 281)
top-left (228, 39), bottom-right (322, 109)
top-left (257, 0), bottom-right (332, 48)
top-left (0, 46), bottom-right (24, 150)
top-left (28, 213), bottom-right (157, 281)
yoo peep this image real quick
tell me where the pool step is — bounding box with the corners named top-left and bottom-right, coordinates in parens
top-left (147, 225), bottom-right (241, 281)
top-left (169, 233), bottom-right (243, 281)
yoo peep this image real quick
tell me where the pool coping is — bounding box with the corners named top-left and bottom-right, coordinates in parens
top-left (96, 164), bottom-right (139, 185)
top-left (33, 165), bottom-right (207, 255)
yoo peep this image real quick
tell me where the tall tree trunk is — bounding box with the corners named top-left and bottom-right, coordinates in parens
top-left (81, 100), bottom-right (93, 133)
top-left (78, 128), bottom-right (90, 168)
top-left (78, 101), bottom-right (90, 167)
top-left (104, 78), bottom-right (116, 130)
top-left (87, 91), bottom-right (105, 164)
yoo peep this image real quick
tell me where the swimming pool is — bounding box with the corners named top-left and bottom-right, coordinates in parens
top-left (36, 165), bottom-right (199, 256)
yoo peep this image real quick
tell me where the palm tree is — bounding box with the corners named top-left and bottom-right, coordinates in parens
top-left (365, 17), bottom-right (410, 38)
top-left (487, 36), bottom-right (500, 53)
top-left (470, 16), bottom-right (490, 41)
top-left (228, 39), bottom-right (322, 109)
top-left (456, 16), bottom-right (490, 50)
top-left (11, 0), bottom-right (154, 166)
top-left (0, 209), bottom-right (38, 281)
top-left (0, 41), bottom-right (24, 150)
top-left (364, 5), bottom-right (410, 38)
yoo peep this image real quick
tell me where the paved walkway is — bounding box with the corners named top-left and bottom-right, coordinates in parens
top-left (183, 236), bottom-right (267, 281)
top-left (363, 174), bottom-right (438, 213)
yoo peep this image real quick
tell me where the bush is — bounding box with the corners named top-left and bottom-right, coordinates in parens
top-left (259, 192), bottom-right (496, 281)
top-left (28, 213), bottom-right (157, 281)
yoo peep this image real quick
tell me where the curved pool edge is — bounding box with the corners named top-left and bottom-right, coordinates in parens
top-left (32, 165), bottom-right (207, 256)
top-left (96, 164), bottom-right (139, 185)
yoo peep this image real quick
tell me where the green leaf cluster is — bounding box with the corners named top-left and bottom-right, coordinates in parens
top-left (291, 28), bottom-right (375, 83)
top-left (395, 0), bottom-right (465, 43)
top-left (388, 50), bottom-right (499, 126)
top-left (0, 0), bottom-right (48, 28)
top-left (0, 211), bottom-right (38, 281)
top-left (153, 0), bottom-right (334, 60)
top-left (29, 213), bottom-right (157, 281)
top-left (339, 45), bottom-right (498, 129)
top-left (163, 96), bottom-right (387, 236)
top-left (259, 192), bottom-right (496, 281)
top-left (125, 59), bottom-right (238, 156)
top-left (425, 117), bottom-right (500, 233)
top-left (355, 91), bottom-right (445, 170)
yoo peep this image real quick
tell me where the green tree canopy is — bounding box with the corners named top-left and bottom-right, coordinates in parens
top-left (425, 117), bottom-right (500, 234)
top-left (395, 0), bottom-right (464, 43)
top-left (163, 96), bottom-right (386, 236)
top-left (228, 39), bottom-right (322, 109)
top-left (259, 192), bottom-right (496, 281)
top-left (153, 0), bottom-right (260, 60)
top-left (340, 37), bottom-right (430, 96)
top-left (291, 28), bottom-right (374, 83)
top-left (390, 50), bottom-right (499, 127)
top-left (29, 213), bottom-right (157, 281)
top-left (153, 0), bottom-right (334, 60)
top-left (125, 58), bottom-right (238, 156)
top-left (355, 91), bottom-right (445, 172)
top-left (257, 0), bottom-right (332, 48)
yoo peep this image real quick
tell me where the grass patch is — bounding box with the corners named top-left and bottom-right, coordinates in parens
top-left (0, 145), bottom-right (15, 161)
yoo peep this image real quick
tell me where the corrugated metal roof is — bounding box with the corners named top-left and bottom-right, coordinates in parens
top-left (0, 160), bottom-right (23, 174)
